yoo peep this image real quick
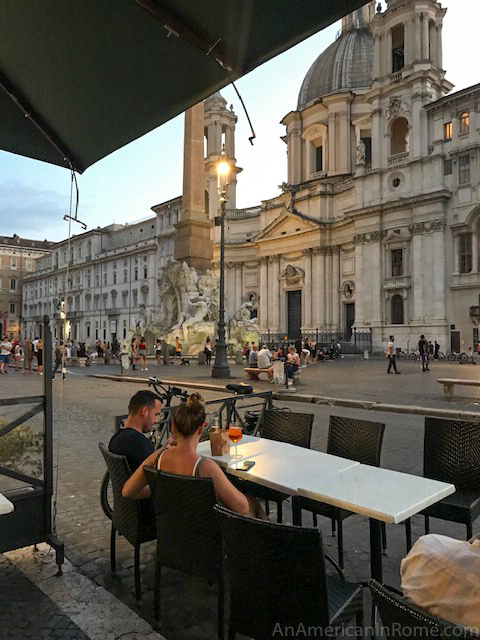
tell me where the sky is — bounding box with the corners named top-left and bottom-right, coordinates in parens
top-left (0, 0), bottom-right (477, 242)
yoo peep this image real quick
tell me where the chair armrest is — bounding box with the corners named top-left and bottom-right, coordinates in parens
top-left (325, 553), bottom-right (345, 580)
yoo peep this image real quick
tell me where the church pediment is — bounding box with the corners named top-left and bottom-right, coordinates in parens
top-left (382, 230), bottom-right (410, 245)
top-left (255, 210), bottom-right (319, 243)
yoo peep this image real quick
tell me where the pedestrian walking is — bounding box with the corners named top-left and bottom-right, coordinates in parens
top-left (22, 338), bottom-right (33, 374)
top-left (14, 342), bottom-right (22, 370)
top-left (37, 338), bottom-right (43, 375)
top-left (204, 337), bottom-right (212, 365)
top-left (139, 336), bottom-right (148, 371)
top-left (52, 341), bottom-right (66, 379)
top-left (0, 336), bottom-right (12, 374)
top-left (155, 339), bottom-right (162, 365)
top-left (434, 340), bottom-right (440, 360)
top-left (418, 334), bottom-right (430, 371)
top-left (386, 335), bottom-right (400, 374)
top-left (130, 337), bottom-right (137, 370)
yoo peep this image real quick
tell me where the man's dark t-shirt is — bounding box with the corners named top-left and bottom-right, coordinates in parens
top-left (109, 428), bottom-right (155, 472)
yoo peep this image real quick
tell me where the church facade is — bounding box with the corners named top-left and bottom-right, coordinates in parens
top-left (214, 0), bottom-right (480, 353)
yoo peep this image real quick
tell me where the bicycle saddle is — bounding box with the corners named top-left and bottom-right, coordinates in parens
top-left (226, 383), bottom-right (253, 395)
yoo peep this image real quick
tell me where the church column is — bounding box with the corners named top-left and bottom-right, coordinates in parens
top-left (421, 13), bottom-right (429, 61)
top-left (325, 247), bottom-right (332, 326)
top-left (303, 249), bottom-right (312, 328)
top-left (437, 24), bottom-right (443, 69)
top-left (372, 106), bottom-right (382, 170)
top-left (328, 113), bottom-right (336, 174)
top-left (339, 109), bottom-right (351, 174)
top-left (259, 257), bottom-right (268, 329)
top-left (332, 247), bottom-right (340, 329)
top-left (235, 263), bottom-right (242, 311)
top-left (453, 234), bottom-right (460, 274)
top-left (433, 224), bottom-right (446, 320)
top-left (271, 256), bottom-right (280, 329)
top-left (314, 248), bottom-right (326, 328)
top-left (429, 20), bottom-right (437, 67)
top-left (354, 237), bottom-right (364, 326)
top-left (386, 29), bottom-right (393, 76)
top-left (373, 34), bottom-right (381, 79)
top-left (225, 125), bottom-right (235, 159)
top-left (414, 13), bottom-right (422, 62)
top-left (371, 235), bottom-right (382, 325)
top-left (412, 228), bottom-right (424, 320)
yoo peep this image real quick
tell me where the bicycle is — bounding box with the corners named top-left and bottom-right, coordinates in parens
top-left (100, 377), bottom-right (188, 520)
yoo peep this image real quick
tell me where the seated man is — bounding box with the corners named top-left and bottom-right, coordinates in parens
top-left (248, 344), bottom-right (258, 368)
top-left (257, 343), bottom-right (273, 380)
top-left (109, 390), bottom-right (162, 471)
top-left (401, 533), bottom-right (480, 628)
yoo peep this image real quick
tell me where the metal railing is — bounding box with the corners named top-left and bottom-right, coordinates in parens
top-left (260, 329), bottom-right (372, 354)
top-left (0, 316), bottom-right (64, 571)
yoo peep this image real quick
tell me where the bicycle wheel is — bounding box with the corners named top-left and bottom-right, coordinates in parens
top-left (100, 470), bottom-right (113, 520)
top-left (447, 353), bottom-right (456, 361)
top-left (459, 352), bottom-right (468, 363)
top-left (409, 353), bottom-right (417, 360)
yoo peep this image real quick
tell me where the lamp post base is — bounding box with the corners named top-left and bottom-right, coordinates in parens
top-left (211, 363), bottom-right (231, 379)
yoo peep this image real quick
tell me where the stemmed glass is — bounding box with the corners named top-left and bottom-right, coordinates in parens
top-left (228, 423), bottom-right (243, 461)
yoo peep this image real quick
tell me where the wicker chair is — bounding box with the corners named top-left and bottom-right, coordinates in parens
top-left (143, 466), bottom-right (224, 639)
top-left (293, 415), bottom-right (386, 568)
top-left (369, 580), bottom-right (480, 639)
top-left (421, 417), bottom-right (480, 539)
top-left (215, 504), bottom-right (364, 640)
top-left (241, 409), bottom-right (314, 523)
top-left (98, 443), bottom-right (156, 601)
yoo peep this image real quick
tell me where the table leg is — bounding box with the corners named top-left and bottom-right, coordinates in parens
top-left (292, 497), bottom-right (302, 526)
top-left (369, 519), bottom-right (383, 583)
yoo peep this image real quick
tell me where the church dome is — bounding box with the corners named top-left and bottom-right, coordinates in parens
top-left (297, 27), bottom-right (374, 110)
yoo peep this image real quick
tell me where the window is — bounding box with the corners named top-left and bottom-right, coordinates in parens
top-left (133, 290), bottom-right (138, 306)
top-left (96, 274), bottom-right (100, 288)
top-left (459, 233), bottom-right (472, 273)
top-left (444, 122), bottom-right (452, 141)
top-left (167, 212), bottom-right (173, 226)
top-left (94, 297), bottom-right (99, 311)
top-left (86, 297), bottom-right (91, 311)
top-left (459, 154), bottom-right (470, 185)
top-left (134, 267), bottom-right (138, 281)
top-left (11, 257), bottom-right (17, 268)
top-left (391, 295), bottom-right (404, 324)
top-left (9, 278), bottom-right (16, 291)
top-left (391, 24), bottom-right (405, 72)
top-left (315, 145), bottom-right (323, 173)
top-left (361, 137), bottom-right (372, 165)
top-left (113, 271), bottom-right (117, 284)
top-left (78, 246), bottom-right (82, 258)
top-left (143, 266), bottom-right (148, 279)
top-left (103, 272), bottom-right (107, 286)
top-left (444, 159), bottom-right (453, 175)
top-left (9, 302), bottom-right (16, 314)
top-left (87, 325), bottom-right (90, 338)
top-left (26, 259), bottom-right (32, 270)
top-left (390, 117), bottom-right (409, 155)
top-left (459, 112), bottom-right (470, 134)
top-left (124, 269), bottom-right (128, 283)
top-left (391, 249), bottom-right (403, 277)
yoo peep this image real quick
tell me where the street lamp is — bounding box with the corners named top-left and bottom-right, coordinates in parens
top-left (212, 146), bottom-right (231, 379)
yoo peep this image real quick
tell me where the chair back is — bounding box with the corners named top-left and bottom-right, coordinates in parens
top-left (258, 409), bottom-right (313, 449)
top-left (99, 442), bottom-right (141, 544)
top-left (369, 580), bottom-right (480, 640)
top-left (424, 418), bottom-right (480, 491)
top-left (327, 415), bottom-right (385, 466)
top-left (214, 504), bottom-right (330, 638)
top-left (144, 466), bottom-right (222, 582)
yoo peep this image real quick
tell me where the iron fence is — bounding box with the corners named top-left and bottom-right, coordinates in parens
top-left (260, 329), bottom-right (372, 354)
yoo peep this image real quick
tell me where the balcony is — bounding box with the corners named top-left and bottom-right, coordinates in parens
top-left (384, 275), bottom-right (411, 289)
top-left (68, 310), bottom-right (84, 319)
top-left (388, 152), bottom-right (409, 168)
top-left (469, 306), bottom-right (480, 318)
top-left (105, 308), bottom-right (119, 316)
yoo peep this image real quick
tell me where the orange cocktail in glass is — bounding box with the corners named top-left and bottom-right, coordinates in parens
top-left (228, 424), bottom-right (243, 460)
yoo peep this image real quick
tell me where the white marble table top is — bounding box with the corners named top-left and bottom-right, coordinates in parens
top-left (0, 492), bottom-right (14, 515)
top-left (197, 435), bottom-right (359, 495)
top-left (297, 464), bottom-right (455, 524)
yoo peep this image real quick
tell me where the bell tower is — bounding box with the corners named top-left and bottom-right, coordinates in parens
top-left (203, 92), bottom-right (242, 230)
top-left (368, 0), bottom-right (453, 168)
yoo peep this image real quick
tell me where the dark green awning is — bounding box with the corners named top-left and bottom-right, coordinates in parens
top-left (0, 0), bottom-right (367, 173)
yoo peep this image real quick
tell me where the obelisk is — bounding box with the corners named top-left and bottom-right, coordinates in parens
top-left (174, 102), bottom-right (213, 271)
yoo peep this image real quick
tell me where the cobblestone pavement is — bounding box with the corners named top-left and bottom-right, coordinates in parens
top-left (0, 554), bottom-right (89, 640)
top-left (1, 362), bottom-right (478, 639)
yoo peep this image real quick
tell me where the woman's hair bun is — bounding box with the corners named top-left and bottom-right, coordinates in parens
top-left (187, 392), bottom-right (204, 409)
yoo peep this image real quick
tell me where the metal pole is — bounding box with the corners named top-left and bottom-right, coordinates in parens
top-left (212, 196), bottom-right (230, 378)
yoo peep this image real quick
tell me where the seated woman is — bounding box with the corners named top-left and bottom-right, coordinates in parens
top-left (286, 346), bottom-right (300, 385)
top-left (123, 392), bottom-right (264, 518)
